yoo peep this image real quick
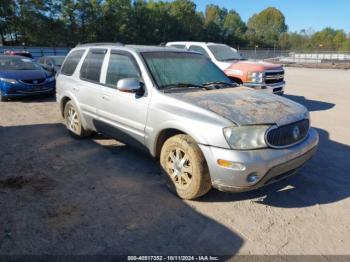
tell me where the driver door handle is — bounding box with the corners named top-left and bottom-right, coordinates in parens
top-left (102, 94), bottom-right (110, 101)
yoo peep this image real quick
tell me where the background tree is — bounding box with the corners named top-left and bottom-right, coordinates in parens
top-left (100, 0), bottom-right (133, 43)
top-left (333, 30), bottom-right (348, 51)
top-left (203, 4), bottom-right (227, 42)
top-left (222, 10), bottom-right (247, 47)
top-left (168, 0), bottom-right (203, 41)
top-left (247, 7), bottom-right (288, 47)
top-left (310, 27), bottom-right (338, 50)
top-left (1, 1), bottom-right (349, 51)
top-left (0, 0), bottom-right (17, 44)
top-left (59, 0), bottom-right (78, 45)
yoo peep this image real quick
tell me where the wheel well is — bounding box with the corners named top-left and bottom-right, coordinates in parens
top-left (155, 129), bottom-right (185, 158)
top-left (60, 96), bottom-right (71, 117)
top-left (229, 76), bottom-right (243, 85)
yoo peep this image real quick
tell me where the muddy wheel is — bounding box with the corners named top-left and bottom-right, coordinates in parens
top-left (160, 134), bottom-right (212, 199)
top-left (64, 101), bottom-right (91, 138)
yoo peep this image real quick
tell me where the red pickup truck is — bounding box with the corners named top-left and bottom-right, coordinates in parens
top-left (166, 42), bottom-right (285, 95)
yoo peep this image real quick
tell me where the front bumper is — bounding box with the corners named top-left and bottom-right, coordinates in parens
top-left (244, 81), bottom-right (285, 95)
top-left (2, 82), bottom-right (55, 98)
top-left (198, 128), bottom-right (319, 192)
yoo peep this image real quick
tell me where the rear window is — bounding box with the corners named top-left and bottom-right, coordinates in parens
top-left (80, 49), bottom-right (106, 82)
top-left (188, 45), bottom-right (209, 57)
top-left (170, 44), bottom-right (186, 49)
top-left (60, 50), bottom-right (85, 76)
top-left (37, 57), bottom-right (44, 64)
top-left (52, 56), bottom-right (65, 66)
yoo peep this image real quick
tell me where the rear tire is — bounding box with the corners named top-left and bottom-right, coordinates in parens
top-left (64, 101), bottom-right (91, 138)
top-left (160, 134), bottom-right (212, 199)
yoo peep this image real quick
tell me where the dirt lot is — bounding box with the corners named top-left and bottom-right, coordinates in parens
top-left (0, 67), bottom-right (349, 256)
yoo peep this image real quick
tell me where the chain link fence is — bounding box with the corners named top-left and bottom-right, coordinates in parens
top-left (0, 46), bottom-right (70, 59)
top-left (1, 46), bottom-right (349, 68)
top-left (239, 49), bottom-right (350, 67)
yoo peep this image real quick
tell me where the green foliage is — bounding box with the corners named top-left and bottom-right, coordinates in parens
top-left (247, 7), bottom-right (288, 47)
top-left (278, 28), bottom-right (350, 51)
top-left (0, 1), bottom-right (349, 51)
top-left (0, 0), bottom-right (17, 43)
top-left (202, 4), bottom-right (247, 46)
top-left (223, 10), bottom-right (247, 47)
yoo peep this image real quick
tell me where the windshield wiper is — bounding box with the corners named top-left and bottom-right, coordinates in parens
top-left (160, 83), bottom-right (206, 90)
top-left (202, 81), bottom-right (238, 87)
top-left (220, 58), bottom-right (242, 61)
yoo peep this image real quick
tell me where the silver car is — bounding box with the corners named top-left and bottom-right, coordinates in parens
top-left (56, 43), bottom-right (319, 199)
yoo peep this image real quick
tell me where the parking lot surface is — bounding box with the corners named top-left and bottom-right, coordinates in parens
top-left (0, 68), bottom-right (349, 255)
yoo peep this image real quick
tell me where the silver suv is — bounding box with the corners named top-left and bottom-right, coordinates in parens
top-left (56, 43), bottom-right (319, 199)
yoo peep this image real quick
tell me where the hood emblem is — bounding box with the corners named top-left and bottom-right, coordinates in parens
top-left (33, 80), bottom-right (38, 84)
top-left (292, 126), bottom-right (300, 140)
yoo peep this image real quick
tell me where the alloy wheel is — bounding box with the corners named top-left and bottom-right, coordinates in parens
top-left (66, 106), bottom-right (80, 134)
top-left (166, 148), bottom-right (193, 189)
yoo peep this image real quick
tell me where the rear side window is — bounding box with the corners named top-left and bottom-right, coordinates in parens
top-left (105, 52), bottom-right (140, 87)
top-left (60, 50), bottom-right (85, 76)
top-left (37, 57), bottom-right (44, 64)
top-left (170, 44), bottom-right (186, 49)
top-left (46, 58), bottom-right (53, 66)
top-left (80, 49), bottom-right (106, 82)
top-left (188, 45), bottom-right (209, 57)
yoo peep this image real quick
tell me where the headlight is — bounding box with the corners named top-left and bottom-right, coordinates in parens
top-left (247, 71), bottom-right (264, 83)
top-left (223, 125), bottom-right (271, 150)
top-left (0, 77), bottom-right (18, 84)
top-left (47, 76), bottom-right (55, 82)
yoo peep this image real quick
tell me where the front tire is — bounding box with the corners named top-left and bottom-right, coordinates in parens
top-left (0, 91), bottom-right (8, 102)
top-left (160, 134), bottom-right (212, 199)
top-left (64, 101), bottom-right (91, 138)
top-left (46, 91), bottom-right (56, 98)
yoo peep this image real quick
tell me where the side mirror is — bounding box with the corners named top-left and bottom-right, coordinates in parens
top-left (43, 64), bottom-right (53, 72)
top-left (116, 78), bottom-right (144, 95)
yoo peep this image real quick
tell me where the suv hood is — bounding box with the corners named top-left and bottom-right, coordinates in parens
top-left (168, 87), bottom-right (307, 126)
top-left (225, 60), bottom-right (283, 72)
top-left (0, 70), bottom-right (50, 80)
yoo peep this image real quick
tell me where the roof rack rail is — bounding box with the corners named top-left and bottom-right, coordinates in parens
top-left (76, 42), bottom-right (124, 47)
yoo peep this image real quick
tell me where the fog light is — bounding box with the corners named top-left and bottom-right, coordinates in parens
top-left (217, 159), bottom-right (246, 171)
top-left (247, 173), bottom-right (259, 183)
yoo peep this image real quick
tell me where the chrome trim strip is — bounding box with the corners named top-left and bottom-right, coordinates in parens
top-left (264, 70), bottom-right (284, 74)
top-left (244, 81), bottom-right (285, 89)
top-left (265, 74), bottom-right (284, 80)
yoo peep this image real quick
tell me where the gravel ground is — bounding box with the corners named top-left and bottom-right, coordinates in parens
top-left (0, 68), bottom-right (349, 256)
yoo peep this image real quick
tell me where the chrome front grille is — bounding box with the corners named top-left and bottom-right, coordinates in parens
top-left (265, 70), bottom-right (284, 84)
top-left (266, 119), bottom-right (309, 148)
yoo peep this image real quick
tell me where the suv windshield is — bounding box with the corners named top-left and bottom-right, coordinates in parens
top-left (142, 52), bottom-right (233, 90)
top-left (52, 56), bottom-right (65, 66)
top-left (207, 45), bottom-right (243, 61)
top-left (0, 56), bottom-right (41, 70)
